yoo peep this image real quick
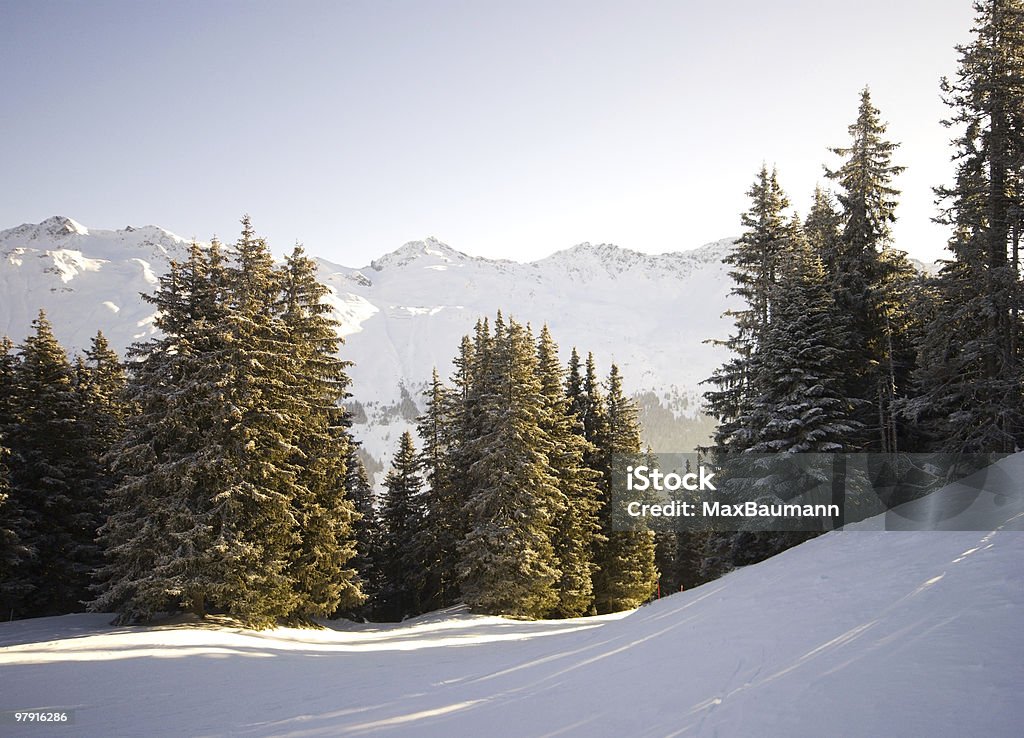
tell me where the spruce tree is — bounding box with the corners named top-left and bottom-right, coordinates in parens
top-left (0, 443), bottom-right (31, 619)
top-left (704, 166), bottom-right (794, 454)
top-left (825, 88), bottom-right (909, 452)
top-left (416, 368), bottom-right (463, 609)
top-left (278, 244), bottom-right (362, 620)
top-left (459, 317), bottom-right (560, 618)
top-left (746, 228), bottom-right (858, 455)
top-left (75, 332), bottom-right (127, 543)
top-left (0, 338), bottom-right (31, 618)
top-left (198, 218), bottom-right (302, 624)
top-left (726, 225), bottom-right (860, 562)
top-left (0, 337), bottom-right (18, 430)
top-left (77, 332), bottom-right (127, 449)
top-left (578, 352), bottom-right (611, 474)
top-left (343, 443), bottom-right (378, 614)
top-left (7, 312), bottom-right (98, 617)
top-left (536, 326), bottom-right (600, 617)
top-left (97, 221), bottom-right (363, 627)
top-left (910, 0), bottom-right (1024, 453)
top-left (826, 88), bottom-right (905, 265)
top-left (378, 431), bottom-right (424, 620)
top-left (93, 242), bottom-right (236, 622)
top-left (592, 364), bottom-right (658, 613)
top-left (805, 186), bottom-right (844, 273)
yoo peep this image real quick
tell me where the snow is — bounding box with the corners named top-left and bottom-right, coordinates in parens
top-left (0, 218), bottom-right (190, 356)
top-left (48, 250), bottom-right (105, 283)
top-left (2, 454), bottom-right (1022, 737)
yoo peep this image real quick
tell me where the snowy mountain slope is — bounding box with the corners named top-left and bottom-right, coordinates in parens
top-left (2, 453), bottom-right (1022, 737)
top-left (0, 218), bottom-right (737, 471)
top-left (0, 217), bottom-right (190, 354)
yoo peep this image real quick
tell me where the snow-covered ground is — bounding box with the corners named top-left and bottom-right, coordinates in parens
top-left (3, 456), bottom-right (1023, 737)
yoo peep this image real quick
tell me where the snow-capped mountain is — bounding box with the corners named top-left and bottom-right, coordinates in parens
top-left (0, 217), bottom-right (736, 475)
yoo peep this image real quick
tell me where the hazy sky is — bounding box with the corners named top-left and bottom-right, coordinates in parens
top-left (1, 0), bottom-right (977, 266)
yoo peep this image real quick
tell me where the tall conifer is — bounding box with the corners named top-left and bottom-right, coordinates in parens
top-left (7, 312), bottom-right (97, 616)
top-left (416, 368), bottom-right (463, 609)
top-left (911, 0), bottom-right (1024, 453)
top-left (536, 326), bottom-right (600, 617)
top-left (825, 88), bottom-right (909, 452)
top-left (459, 318), bottom-right (560, 618)
top-left (592, 364), bottom-right (658, 613)
top-left (378, 431), bottom-right (424, 619)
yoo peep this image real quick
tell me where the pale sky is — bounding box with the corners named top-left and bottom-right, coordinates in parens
top-left (1, 0), bottom-right (977, 266)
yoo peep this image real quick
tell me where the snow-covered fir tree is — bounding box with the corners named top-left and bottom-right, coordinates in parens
top-left (93, 240), bottom-right (240, 622)
top-left (94, 219), bottom-right (362, 627)
top-left (825, 88), bottom-right (911, 453)
top-left (74, 332), bottom-right (127, 551)
top-left (5, 312), bottom-right (100, 617)
top-left (536, 326), bottom-right (601, 617)
top-left (278, 245), bottom-right (362, 620)
top-left (704, 166), bottom-right (794, 454)
top-left (744, 226), bottom-right (858, 456)
top-left (0, 441), bottom-right (31, 619)
top-left (909, 0), bottom-right (1024, 454)
top-left (0, 337), bottom-right (31, 618)
top-left (458, 316), bottom-right (561, 618)
top-left (725, 224), bottom-right (862, 564)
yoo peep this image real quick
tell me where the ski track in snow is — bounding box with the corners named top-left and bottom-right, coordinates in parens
top-left (3, 455), bottom-right (1024, 737)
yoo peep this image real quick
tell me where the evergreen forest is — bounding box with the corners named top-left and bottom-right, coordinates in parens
top-left (0, 0), bottom-right (1021, 625)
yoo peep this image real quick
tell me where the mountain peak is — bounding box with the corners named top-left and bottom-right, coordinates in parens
top-left (369, 237), bottom-right (473, 271)
top-left (6, 215), bottom-right (91, 241)
top-left (41, 215), bottom-right (89, 237)
top-left (557, 241), bottom-right (636, 259)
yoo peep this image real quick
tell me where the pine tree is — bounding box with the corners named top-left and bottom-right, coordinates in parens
top-left (93, 241), bottom-right (236, 622)
top-left (0, 338), bottom-right (31, 618)
top-left (7, 312), bottom-right (98, 617)
top-left (746, 228), bottom-right (858, 455)
top-left (592, 364), bottom-right (658, 613)
top-left (536, 326), bottom-right (600, 617)
top-left (378, 431), bottom-right (424, 620)
top-left (96, 220), bottom-right (362, 627)
top-left (825, 88), bottom-right (908, 452)
top-left (343, 443), bottom-right (378, 614)
top-left (459, 317), bottom-right (560, 618)
top-left (805, 186), bottom-right (844, 272)
top-left (704, 166), bottom-right (794, 454)
top-left (415, 368), bottom-right (463, 609)
top-left (278, 244), bottom-right (362, 619)
top-left (910, 0), bottom-right (1024, 453)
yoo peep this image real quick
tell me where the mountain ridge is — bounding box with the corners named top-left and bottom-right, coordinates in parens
top-left (0, 217), bottom-right (743, 476)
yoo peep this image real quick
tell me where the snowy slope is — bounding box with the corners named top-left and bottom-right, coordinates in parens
top-left (0, 218), bottom-right (737, 471)
top-left (0, 217), bottom-right (190, 352)
top-left (2, 454), bottom-right (1022, 737)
